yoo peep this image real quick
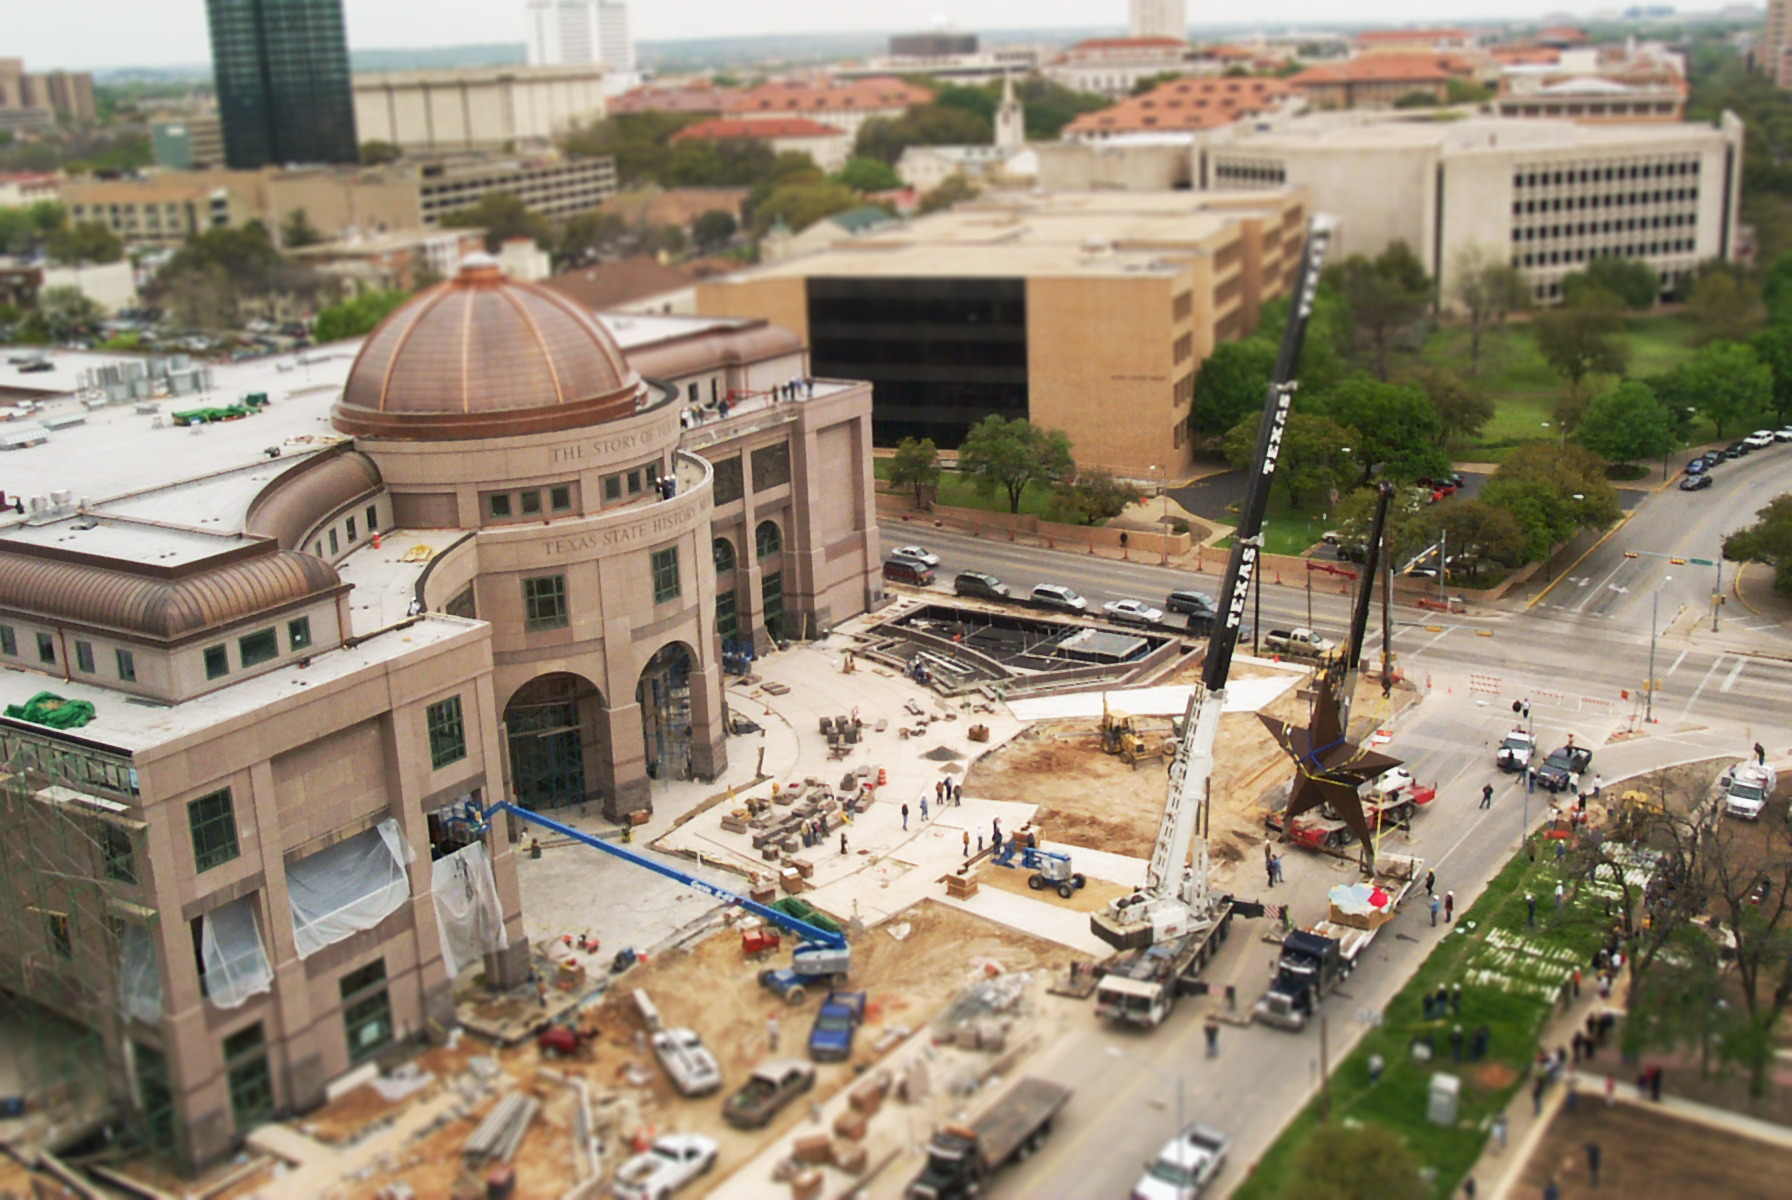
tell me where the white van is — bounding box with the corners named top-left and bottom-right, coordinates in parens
top-left (1723, 762), bottom-right (1778, 821)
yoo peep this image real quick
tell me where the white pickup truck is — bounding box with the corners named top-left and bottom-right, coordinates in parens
top-left (651, 1028), bottom-right (722, 1096)
top-left (611, 1133), bottom-right (717, 1200)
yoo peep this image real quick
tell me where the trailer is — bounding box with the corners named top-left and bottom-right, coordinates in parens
top-left (905, 1077), bottom-right (1071, 1200)
top-left (1254, 858), bottom-right (1420, 1032)
top-left (1094, 900), bottom-right (1235, 1028)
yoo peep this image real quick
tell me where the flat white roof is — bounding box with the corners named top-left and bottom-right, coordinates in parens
top-left (0, 614), bottom-right (480, 754)
top-left (336, 528), bottom-right (467, 630)
top-left (0, 351), bottom-right (144, 401)
top-left (0, 516), bottom-right (254, 568)
top-left (595, 312), bottom-right (757, 351)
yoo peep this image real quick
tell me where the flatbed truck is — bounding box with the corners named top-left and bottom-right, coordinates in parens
top-left (1094, 900), bottom-right (1235, 1028)
top-left (1254, 860), bottom-right (1420, 1031)
top-left (905, 1077), bottom-right (1072, 1200)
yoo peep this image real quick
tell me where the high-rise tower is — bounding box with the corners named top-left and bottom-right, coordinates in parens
top-left (1129, 0), bottom-right (1186, 41)
top-left (526, 0), bottom-right (635, 75)
top-left (205, 0), bottom-right (357, 169)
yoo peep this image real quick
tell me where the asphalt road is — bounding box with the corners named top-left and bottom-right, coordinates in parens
top-left (877, 454), bottom-right (1792, 1199)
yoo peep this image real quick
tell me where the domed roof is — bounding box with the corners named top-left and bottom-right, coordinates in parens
top-left (332, 255), bottom-right (643, 441)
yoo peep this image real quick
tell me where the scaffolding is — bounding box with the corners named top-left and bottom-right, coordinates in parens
top-left (0, 736), bottom-right (168, 1173)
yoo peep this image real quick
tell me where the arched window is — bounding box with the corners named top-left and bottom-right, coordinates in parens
top-left (755, 520), bottom-right (782, 560)
top-left (712, 537), bottom-right (736, 574)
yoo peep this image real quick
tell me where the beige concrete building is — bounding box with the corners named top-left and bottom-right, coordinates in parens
top-left (289, 228), bottom-right (487, 290)
top-left (1196, 110), bottom-right (1745, 304)
top-left (352, 65), bottom-right (609, 155)
top-left (722, 78), bottom-right (933, 139)
top-left (1043, 37), bottom-right (1198, 100)
top-left (695, 189), bottom-right (1308, 477)
top-left (0, 257), bottom-right (877, 1172)
top-left (0, 58), bottom-right (96, 122)
top-left (670, 118), bottom-right (854, 173)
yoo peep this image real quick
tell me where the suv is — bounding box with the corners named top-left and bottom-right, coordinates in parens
top-left (1166, 590), bottom-right (1217, 615)
top-left (1722, 762), bottom-right (1778, 821)
top-left (1031, 583), bottom-right (1088, 613)
top-left (954, 571), bottom-right (1010, 601)
top-left (1496, 728), bottom-right (1535, 773)
top-left (1531, 744), bottom-right (1593, 793)
top-left (1746, 430), bottom-right (1776, 450)
top-left (883, 558), bottom-right (934, 586)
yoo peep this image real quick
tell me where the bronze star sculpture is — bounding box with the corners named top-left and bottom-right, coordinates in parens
top-left (1260, 667), bottom-right (1403, 866)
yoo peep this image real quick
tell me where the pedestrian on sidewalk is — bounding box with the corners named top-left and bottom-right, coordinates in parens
top-left (1572, 967), bottom-right (1582, 998)
top-left (1585, 1142), bottom-right (1602, 1186)
top-left (1426, 867), bottom-right (1436, 896)
top-left (1451, 982), bottom-right (1462, 1014)
top-left (1463, 1176), bottom-right (1477, 1200)
top-left (901, 802), bottom-right (909, 830)
top-left (840, 831), bottom-right (849, 855)
top-left (963, 830), bottom-right (971, 857)
top-left (1266, 854), bottom-right (1276, 889)
top-left (1369, 1052), bottom-right (1384, 1084)
top-left (1544, 1178), bottom-right (1560, 1200)
top-left (1527, 892), bottom-right (1537, 926)
top-left (1650, 1064), bottom-right (1662, 1102)
top-left (920, 794), bottom-right (929, 822)
top-left (953, 781), bottom-right (962, 805)
top-left (1756, 741), bottom-right (1767, 766)
top-left (1204, 1017), bottom-right (1220, 1058)
top-left (1430, 895), bottom-right (1440, 926)
top-left (1445, 890), bottom-right (1455, 923)
top-left (1605, 1074), bottom-right (1615, 1105)
top-left (1492, 1113), bottom-right (1508, 1152)
top-left (1273, 853), bottom-right (1284, 885)
top-left (1592, 773), bottom-right (1604, 799)
top-left (1481, 783), bottom-right (1494, 809)
top-left (992, 817), bottom-right (1001, 847)
top-left (1532, 1075), bottom-right (1546, 1115)
top-left (1555, 881), bottom-right (1565, 914)
top-left (767, 1016), bottom-right (780, 1052)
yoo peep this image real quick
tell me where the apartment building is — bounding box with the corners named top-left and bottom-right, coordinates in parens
top-left (412, 154), bottom-right (617, 224)
top-left (694, 189), bottom-right (1309, 476)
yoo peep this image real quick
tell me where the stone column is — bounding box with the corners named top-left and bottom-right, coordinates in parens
top-left (600, 700), bottom-right (650, 819)
top-left (687, 659), bottom-right (728, 781)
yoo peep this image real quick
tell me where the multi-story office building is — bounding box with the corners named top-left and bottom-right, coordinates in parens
top-left (891, 31), bottom-right (978, 57)
top-left (1766, 0), bottom-right (1792, 87)
top-left (412, 153), bottom-right (616, 224)
top-left (352, 65), bottom-right (609, 156)
top-left (0, 59), bottom-right (96, 123)
top-left (151, 115), bottom-right (225, 169)
top-left (1129, 0), bottom-right (1186, 42)
top-left (1196, 110), bottom-right (1745, 303)
top-left (205, 0), bottom-right (357, 169)
top-left (722, 78), bottom-right (934, 139)
top-left (0, 256), bottom-right (876, 1172)
top-left (694, 189), bottom-right (1309, 477)
top-left (1044, 38), bottom-right (1198, 100)
top-left (526, 0), bottom-right (634, 76)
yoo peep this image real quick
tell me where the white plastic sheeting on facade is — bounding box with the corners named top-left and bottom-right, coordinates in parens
top-left (288, 818), bottom-right (413, 959)
top-left (202, 895), bottom-right (272, 1009)
top-left (431, 840), bottom-right (505, 978)
top-left (119, 921), bottom-right (162, 1024)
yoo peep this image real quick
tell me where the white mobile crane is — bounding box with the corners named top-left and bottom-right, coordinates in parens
top-left (1092, 215), bottom-right (1336, 959)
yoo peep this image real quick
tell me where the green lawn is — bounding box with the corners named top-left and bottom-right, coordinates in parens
top-left (1209, 498), bottom-right (1335, 556)
top-left (873, 461), bottom-right (1063, 520)
top-left (1234, 840), bottom-right (1617, 1200)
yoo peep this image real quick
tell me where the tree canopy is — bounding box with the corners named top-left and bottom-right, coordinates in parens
top-left (1289, 1121), bottom-right (1426, 1200)
top-left (1190, 338), bottom-right (1277, 436)
top-left (833, 156), bottom-right (902, 192)
top-left (751, 180), bottom-right (859, 235)
top-left (437, 192), bottom-right (554, 251)
top-left (1726, 493), bottom-right (1792, 593)
top-left (45, 219), bottom-right (123, 265)
top-left (1449, 243), bottom-right (1530, 375)
top-left (1404, 364), bottom-right (1493, 446)
top-left (1326, 241), bottom-right (1431, 380)
top-left (1312, 374), bottom-right (1447, 481)
top-left (1575, 379), bottom-right (1674, 467)
top-left (1480, 442), bottom-right (1620, 560)
top-left (312, 289), bottom-right (411, 343)
top-left (1222, 409), bottom-right (1354, 508)
top-left (1683, 264), bottom-right (1765, 345)
top-left (887, 436), bottom-right (941, 504)
top-left (1051, 469), bottom-right (1144, 525)
top-left (1562, 256), bottom-right (1658, 311)
top-left (956, 415), bottom-right (1074, 513)
top-left (853, 104), bottom-right (991, 165)
top-left (1659, 340), bottom-right (1774, 438)
top-left (1531, 286), bottom-right (1629, 392)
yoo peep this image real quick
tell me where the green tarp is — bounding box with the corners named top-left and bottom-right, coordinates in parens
top-left (771, 897), bottom-right (842, 937)
top-left (4, 691), bottom-right (96, 730)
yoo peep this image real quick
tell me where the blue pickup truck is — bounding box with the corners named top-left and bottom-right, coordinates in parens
top-left (807, 990), bottom-right (866, 1062)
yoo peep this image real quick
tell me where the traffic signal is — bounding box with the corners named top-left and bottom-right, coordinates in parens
top-left (1623, 551), bottom-right (1639, 559)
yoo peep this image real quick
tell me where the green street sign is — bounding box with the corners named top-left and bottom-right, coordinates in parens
top-left (1688, 558), bottom-right (1715, 566)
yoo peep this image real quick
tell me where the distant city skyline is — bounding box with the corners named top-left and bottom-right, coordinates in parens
top-left (10, 1), bottom-right (1762, 71)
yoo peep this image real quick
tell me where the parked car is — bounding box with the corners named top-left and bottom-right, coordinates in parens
top-left (1103, 598), bottom-right (1164, 626)
top-left (17, 359), bottom-right (53, 374)
top-left (1031, 583), bottom-right (1088, 613)
top-left (1684, 458), bottom-right (1708, 476)
top-left (1165, 589), bottom-right (1218, 615)
top-left (1496, 728), bottom-right (1536, 772)
top-left (611, 1133), bottom-right (718, 1200)
top-left (722, 1060), bottom-right (815, 1130)
top-left (954, 571), bottom-right (1010, 601)
top-left (651, 1028), bottom-right (722, 1096)
top-left (1721, 763), bottom-right (1779, 821)
top-left (1680, 473), bottom-right (1713, 491)
top-left (1130, 1122), bottom-right (1232, 1200)
top-left (1416, 473), bottom-right (1466, 498)
top-left (1725, 441), bottom-right (1749, 458)
top-left (889, 545), bottom-right (940, 568)
top-left (883, 558), bottom-right (934, 586)
top-left (1700, 451), bottom-right (1725, 467)
top-left (1776, 428), bottom-right (1792, 443)
top-left (1746, 430), bottom-right (1776, 450)
top-left (1531, 744), bottom-right (1593, 793)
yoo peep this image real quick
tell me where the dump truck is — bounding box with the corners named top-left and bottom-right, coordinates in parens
top-left (1261, 627), bottom-right (1336, 659)
top-left (905, 1077), bottom-right (1072, 1200)
top-left (1094, 901), bottom-right (1235, 1028)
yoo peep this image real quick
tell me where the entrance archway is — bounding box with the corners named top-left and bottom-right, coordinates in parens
top-left (636, 643), bottom-right (694, 784)
top-left (504, 673), bottom-right (606, 811)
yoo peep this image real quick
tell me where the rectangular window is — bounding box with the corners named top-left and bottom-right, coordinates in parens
top-left (519, 490), bottom-right (542, 516)
top-left (523, 575), bottom-right (568, 631)
top-left (687, 382), bottom-right (698, 403)
top-left (426, 695), bottom-right (467, 769)
top-left (204, 644), bottom-right (228, 679)
top-left (716, 589), bottom-right (739, 640)
top-left (328, 529), bottom-right (339, 555)
top-left (187, 788), bottom-right (239, 872)
top-left (712, 457), bottom-right (744, 505)
top-left (751, 443), bottom-right (792, 491)
top-left (602, 474), bottom-right (621, 502)
top-left (314, 540), bottom-right (323, 557)
top-left (75, 640), bottom-right (95, 673)
top-left (651, 547), bottom-right (680, 604)
top-left (341, 959), bottom-right (393, 1064)
top-left (102, 823), bottom-right (136, 883)
top-left (366, 504), bottom-right (378, 533)
top-left (550, 485), bottom-right (571, 512)
top-left (0, 625), bottom-right (15, 656)
top-left (116, 648), bottom-right (136, 682)
top-left (489, 493), bottom-right (512, 518)
top-left (288, 617), bottom-right (311, 651)
top-left (224, 1023), bottom-right (275, 1130)
top-left (238, 628), bottom-right (278, 667)
top-left (346, 516), bottom-right (357, 543)
top-left (626, 469), bottom-right (642, 495)
top-left (47, 913), bottom-right (71, 958)
top-left (36, 633), bottom-right (54, 664)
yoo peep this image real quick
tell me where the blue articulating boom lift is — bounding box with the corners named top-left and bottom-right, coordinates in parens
top-left (457, 798), bottom-right (851, 981)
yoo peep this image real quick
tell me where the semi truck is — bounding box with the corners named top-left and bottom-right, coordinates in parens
top-left (904, 1078), bottom-right (1072, 1200)
top-left (1252, 922), bottom-right (1376, 1031)
top-left (1094, 901), bottom-right (1236, 1028)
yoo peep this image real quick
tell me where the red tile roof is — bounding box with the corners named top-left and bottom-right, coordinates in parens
top-left (1069, 36), bottom-right (1188, 51)
top-left (607, 85), bottom-right (738, 115)
top-left (671, 117), bottom-right (844, 142)
top-left (1065, 76), bottom-right (1294, 136)
top-left (722, 77), bottom-right (932, 116)
top-left (1290, 55), bottom-right (1470, 86)
top-left (1352, 28), bottom-right (1472, 43)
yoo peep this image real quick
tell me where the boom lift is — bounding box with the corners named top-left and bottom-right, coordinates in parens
top-left (1092, 215), bottom-right (1336, 952)
top-left (455, 799), bottom-right (851, 978)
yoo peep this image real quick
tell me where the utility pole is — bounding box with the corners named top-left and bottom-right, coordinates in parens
top-left (1319, 1014), bottom-right (1331, 1119)
top-left (1713, 543), bottom-right (1723, 633)
top-left (1306, 563), bottom-right (1313, 628)
top-left (1380, 521), bottom-right (1393, 695)
top-left (1439, 529), bottom-right (1447, 605)
top-left (1646, 581), bottom-right (1668, 724)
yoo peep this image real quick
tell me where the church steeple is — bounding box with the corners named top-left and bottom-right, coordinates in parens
top-left (995, 72), bottom-right (1025, 152)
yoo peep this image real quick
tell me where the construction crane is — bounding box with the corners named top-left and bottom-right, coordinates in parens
top-left (1094, 215), bottom-right (1336, 950)
top-left (456, 799), bottom-right (851, 978)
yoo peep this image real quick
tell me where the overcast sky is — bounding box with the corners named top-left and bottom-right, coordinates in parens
top-left (9, 2), bottom-right (1747, 71)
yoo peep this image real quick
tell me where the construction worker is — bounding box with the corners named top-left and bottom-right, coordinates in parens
top-left (767, 1016), bottom-right (779, 1052)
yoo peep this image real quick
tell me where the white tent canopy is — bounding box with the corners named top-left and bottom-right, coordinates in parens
top-left (287, 818), bottom-right (412, 959)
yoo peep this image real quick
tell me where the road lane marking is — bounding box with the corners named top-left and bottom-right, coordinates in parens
top-left (1572, 558), bottom-right (1633, 614)
top-left (1666, 649), bottom-right (1688, 678)
top-left (1721, 658), bottom-right (1746, 694)
top-left (1679, 655), bottom-right (1724, 720)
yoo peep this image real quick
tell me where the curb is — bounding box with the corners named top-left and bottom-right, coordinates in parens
top-left (1734, 561), bottom-right (1763, 616)
top-left (1526, 516), bottom-right (1630, 610)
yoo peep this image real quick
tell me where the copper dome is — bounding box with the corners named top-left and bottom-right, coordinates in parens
top-left (332, 256), bottom-right (644, 441)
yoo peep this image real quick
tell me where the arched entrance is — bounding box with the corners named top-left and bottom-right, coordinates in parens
top-left (636, 643), bottom-right (694, 784)
top-left (504, 673), bottom-right (606, 811)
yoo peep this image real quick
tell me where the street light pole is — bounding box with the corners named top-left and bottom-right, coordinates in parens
top-left (1713, 542), bottom-right (1723, 633)
top-left (1159, 464), bottom-right (1170, 566)
top-left (1647, 575), bottom-right (1671, 724)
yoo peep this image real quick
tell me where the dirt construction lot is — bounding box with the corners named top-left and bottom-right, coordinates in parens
top-left (1518, 1099), bottom-right (1792, 1199)
top-left (253, 901), bottom-right (1068, 1200)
